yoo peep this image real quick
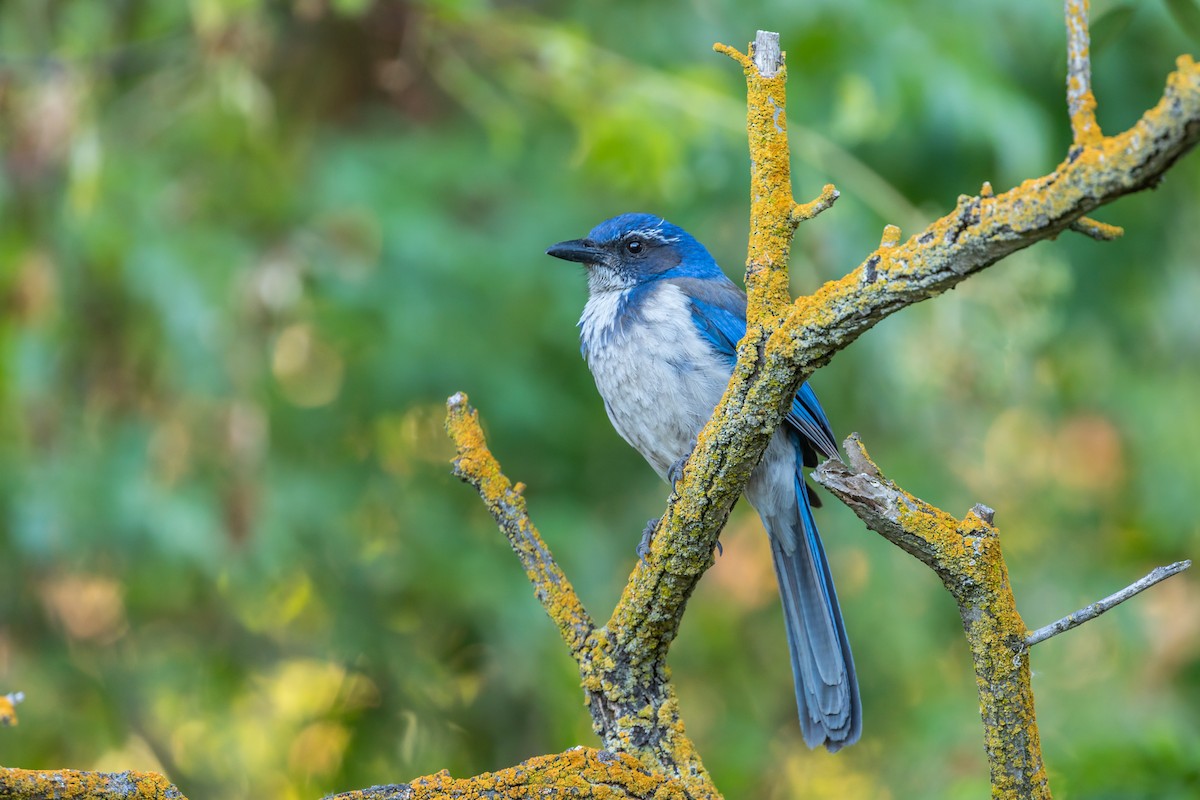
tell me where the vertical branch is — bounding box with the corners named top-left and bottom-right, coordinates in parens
top-left (715, 32), bottom-right (838, 320)
top-left (815, 437), bottom-right (1051, 800)
top-left (1066, 0), bottom-right (1102, 145)
top-left (952, 514), bottom-right (1050, 800)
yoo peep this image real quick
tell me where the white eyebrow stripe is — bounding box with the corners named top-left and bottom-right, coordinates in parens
top-left (628, 227), bottom-right (681, 244)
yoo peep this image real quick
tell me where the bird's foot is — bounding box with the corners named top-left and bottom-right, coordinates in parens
top-left (638, 517), bottom-right (722, 561)
top-left (637, 518), bottom-right (659, 564)
top-left (667, 446), bottom-right (694, 487)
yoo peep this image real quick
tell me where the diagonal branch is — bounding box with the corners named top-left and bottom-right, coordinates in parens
top-left (772, 53), bottom-right (1199, 384)
top-left (1026, 560), bottom-right (1193, 646)
top-left (445, 393), bottom-right (594, 655)
top-left (445, 393), bottom-right (718, 796)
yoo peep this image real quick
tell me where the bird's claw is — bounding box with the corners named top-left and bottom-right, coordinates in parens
top-left (667, 446), bottom-right (694, 487)
top-left (637, 518), bottom-right (659, 564)
top-left (638, 517), bottom-right (722, 562)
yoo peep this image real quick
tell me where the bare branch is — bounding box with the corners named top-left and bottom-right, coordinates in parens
top-left (1066, 0), bottom-right (1102, 145)
top-left (751, 30), bottom-right (782, 78)
top-left (1026, 560), bottom-right (1193, 647)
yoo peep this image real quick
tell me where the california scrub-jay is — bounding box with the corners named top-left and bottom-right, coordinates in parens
top-left (547, 212), bottom-right (861, 751)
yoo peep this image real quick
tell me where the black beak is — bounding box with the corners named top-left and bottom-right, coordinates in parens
top-left (546, 238), bottom-right (603, 265)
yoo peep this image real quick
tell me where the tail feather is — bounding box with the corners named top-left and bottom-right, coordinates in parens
top-left (762, 471), bottom-right (861, 752)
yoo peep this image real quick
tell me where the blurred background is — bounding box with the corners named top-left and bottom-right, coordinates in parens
top-left (0, 1), bottom-right (1197, 798)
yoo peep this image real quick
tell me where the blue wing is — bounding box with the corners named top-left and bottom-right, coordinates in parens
top-left (671, 277), bottom-right (839, 463)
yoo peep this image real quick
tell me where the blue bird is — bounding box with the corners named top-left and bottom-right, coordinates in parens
top-left (547, 213), bottom-right (861, 751)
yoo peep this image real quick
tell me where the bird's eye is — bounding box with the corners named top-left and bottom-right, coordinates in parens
top-left (625, 238), bottom-right (645, 255)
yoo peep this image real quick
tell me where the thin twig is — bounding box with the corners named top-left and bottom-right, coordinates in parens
top-left (1066, 0), bottom-right (1102, 144)
top-left (1026, 560), bottom-right (1193, 647)
top-left (792, 184), bottom-right (840, 225)
top-left (1069, 216), bottom-right (1124, 240)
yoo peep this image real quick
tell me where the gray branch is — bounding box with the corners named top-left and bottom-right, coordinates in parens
top-left (1025, 560), bottom-right (1193, 647)
top-left (752, 30), bottom-right (782, 78)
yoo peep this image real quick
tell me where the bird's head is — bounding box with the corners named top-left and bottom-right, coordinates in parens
top-left (546, 213), bottom-right (721, 293)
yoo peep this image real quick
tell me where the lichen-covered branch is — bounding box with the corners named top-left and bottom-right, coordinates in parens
top-left (1, 691), bottom-right (23, 727)
top-left (323, 748), bottom-right (691, 800)
top-left (445, 392), bottom-right (718, 796)
top-left (814, 436), bottom-right (1050, 800)
top-left (439, 9), bottom-right (1198, 799)
top-left (772, 51), bottom-right (1198, 387)
top-left (1068, 215), bottom-right (1123, 240)
top-left (445, 392), bottom-right (594, 656)
top-left (1066, 0), bottom-right (1101, 145)
top-left (603, 32), bottom-right (836, 678)
top-left (0, 768), bottom-right (188, 800)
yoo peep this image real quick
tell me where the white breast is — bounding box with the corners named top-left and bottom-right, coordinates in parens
top-left (580, 282), bottom-right (731, 480)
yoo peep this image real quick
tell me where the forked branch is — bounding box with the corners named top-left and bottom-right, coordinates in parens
top-left (443, 6), bottom-right (1198, 800)
top-left (816, 437), bottom-right (1050, 799)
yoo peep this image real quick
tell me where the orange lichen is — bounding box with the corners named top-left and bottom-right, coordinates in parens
top-left (1069, 216), bottom-right (1124, 240)
top-left (716, 39), bottom-right (811, 319)
top-left (0, 693), bottom-right (20, 727)
top-left (0, 768), bottom-right (187, 799)
top-left (793, 184), bottom-right (840, 224)
top-left (327, 748), bottom-right (687, 799)
top-left (1065, 0), bottom-right (1102, 145)
top-left (770, 52), bottom-right (1199, 385)
top-left (439, 17), bottom-right (1198, 800)
top-left (816, 440), bottom-right (1050, 800)
top-left (444, 393), bottom-right (593, 657)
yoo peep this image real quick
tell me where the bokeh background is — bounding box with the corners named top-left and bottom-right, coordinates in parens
top-left (1, 1), bottom-right (1198, 798)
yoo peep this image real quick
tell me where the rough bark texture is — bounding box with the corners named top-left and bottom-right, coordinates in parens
top-left (322, 748), bottom-right (693, 800)
top-left (814, 437), bottom-right (1049, 799)
top-left (0, 768), bottom-right (188, 800)
top-left (5, 4), bottom-right (1197, 799)
top-left (443, 10), bottom-right (1197, 800)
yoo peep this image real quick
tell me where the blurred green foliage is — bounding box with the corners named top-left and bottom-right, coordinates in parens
top-left (0, 1), bottom-right (1197, 798)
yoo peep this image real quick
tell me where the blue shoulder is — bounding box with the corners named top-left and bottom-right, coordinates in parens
top-left (666, 275), bottom-right (837, 459)
top-left (666, 276), bottom-right (746, 363)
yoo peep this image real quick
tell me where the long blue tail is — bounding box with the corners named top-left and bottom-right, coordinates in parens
top-left (764, 469), bottom-right (861, 751)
